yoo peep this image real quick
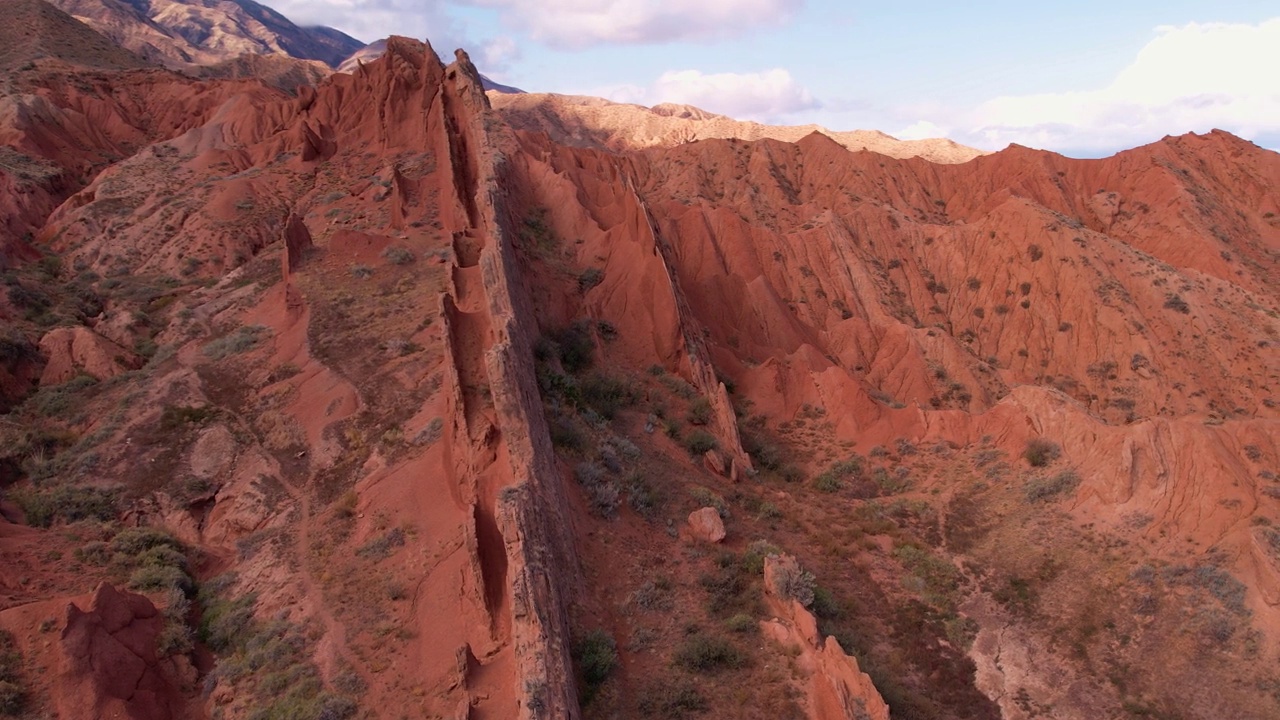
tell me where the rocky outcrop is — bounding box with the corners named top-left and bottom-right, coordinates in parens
top-left (762, 555), bottom-right (890, 720)
top-left (38, 326), bottom-right (139, 385)
top-left (57, 583), bottom-right (190, 720)
top-left (490, 92), bottom-right (986, 164)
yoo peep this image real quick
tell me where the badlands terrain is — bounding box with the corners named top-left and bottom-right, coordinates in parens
top-left (0, 1), bottom-right (1278, 719)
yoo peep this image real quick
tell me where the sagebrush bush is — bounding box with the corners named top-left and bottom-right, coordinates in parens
top-left (577, 268), bottom-right (604, 293)
top-left (381, 246), bottom-right (415, 265)
top-left (673, 634), bottom-right (747, 674)
top-left (203, 324), bottom-right (270, 360)
top-left (12, 485), bottom-right (118, 527)
top-left (768, 557), bottom-right (816, 607)
top-left (1022, 438), bottom-right (1061, 467)
top-left (1024, 469), bottom-right (1081, 503)
top-left (683, 430), bottom-right (717, 456)
top-left (573, 629), bottom-right (617, 705)
top-left (686, 397), bottom-right (712, 425)
top-left (637, 680), bottom-right (707, 717)
top-left (0, 630), bottom-right (24, 714)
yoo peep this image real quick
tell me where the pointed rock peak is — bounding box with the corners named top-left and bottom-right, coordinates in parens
top-left (448, 48), bottom-right (490, 105)
top-left (796, 130), bottom-right (848, 154)
top-left (374, 35), bottom-right (444, 74)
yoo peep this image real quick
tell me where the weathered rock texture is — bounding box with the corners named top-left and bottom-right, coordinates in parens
top-left (763, 554), bottom-right (890, 720)
top-left (58, 583), bottom-right (188, 720)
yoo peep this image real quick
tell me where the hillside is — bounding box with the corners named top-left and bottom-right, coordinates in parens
top-left (0, 26), bottom-right (1277, 720)
top-left (0, 0), bottom-right (151, 71)
top-left (490, 91), bottom-right (988, 163)
top-left (46, 0), bottom-right (362, 68)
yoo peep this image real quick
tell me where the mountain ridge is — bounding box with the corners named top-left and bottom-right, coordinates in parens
top-left (0, 19), bottom-right (1277, 720)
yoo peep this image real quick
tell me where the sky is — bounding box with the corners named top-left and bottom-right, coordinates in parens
top-left (262, 0), bottom-right (1280, 157)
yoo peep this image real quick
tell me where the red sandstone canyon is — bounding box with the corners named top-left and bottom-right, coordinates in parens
top-left (0, 2), bottom-right (1277, 719)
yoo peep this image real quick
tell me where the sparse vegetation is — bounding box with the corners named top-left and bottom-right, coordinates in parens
top-left (1163, 293), bottom-right (1190, 314)
top-left (768, 556), bottom-right (816, 607)
top-left (573, 629), bottom-right (617, 705)
top-left (1024, 469), bottom-right (1081, 503)
top-left (637, 679), bottom-right (707, 717)
top-left (0, 630), bottom-right (25, 716)
top-left (203, 324), bottom-right (271, 359)
top-left (381, 246), bottom-right (415, 265)
top-left (578, 267), bottom-right (604, 293)
top-left (1023, 438), bottom-right (1061, 467)
top-left (683, 430), bottom-right (718, 456)
top-left (198, 574), bottom-right (359, 719)
top-left (673, 634), bottom-right (747, 674)
top-left (686, 397), bottom-right (712, 425)
top-left (575, 461), bottom-right (620, 517)
top-left (11, 484), bottom-right (118, 527)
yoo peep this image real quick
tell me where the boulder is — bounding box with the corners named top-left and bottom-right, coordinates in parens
top-left (686, 507), bottom-right (726, 543)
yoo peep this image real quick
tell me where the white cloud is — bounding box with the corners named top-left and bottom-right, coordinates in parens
top-left (466, 0), bottom-right (803, 49)
top-left (894, 120), bottom-right (948, 141)
top-left (606, 69), bottom-right (818, 122)
top-left (959, 18), bottom-right (1280, 153)
top-left (479, 35), bottom-right (520, 75)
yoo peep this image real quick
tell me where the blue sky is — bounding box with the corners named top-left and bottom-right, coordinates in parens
top-left (265, 0), bottom-right (1280, 157)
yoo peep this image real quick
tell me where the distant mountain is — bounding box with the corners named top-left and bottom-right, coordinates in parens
top-left (488, 92), bottom-right (984, 163)
top-left (45, 0), bottom-right (363, 68)
top-left (0, 0), bottom-right (150, 70)
top-left (337, 38), bottom-right (524, 93)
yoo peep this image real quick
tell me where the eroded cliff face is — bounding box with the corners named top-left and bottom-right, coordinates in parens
top-left (0, 29), bottom-right (1278, 720)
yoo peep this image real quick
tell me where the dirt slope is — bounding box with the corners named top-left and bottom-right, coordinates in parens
top-left (0, 0), bottom-right (151, 71)
top-left (0, 23), bottom-right (1277, 720)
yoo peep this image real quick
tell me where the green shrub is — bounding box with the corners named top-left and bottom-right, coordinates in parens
top-left (74, 540), bottom-right (111, 565)
top-left (201, 599), bottom-right (255, 654)
top-left (673, 634), bottom-right (746, 674)
top-left (686, 397), bottom-right (712, 425)
top-left (356, 528), bottom-right (406, 561)
top-left (811, 586), bottom-right (841, 619)
top-left (812, 456), bottom-right (863, 493)
top-left (203, 325), bottom-right (271, 360)
top-left (12, 485), bottom-right (118, 527)
top-left (129, 564), bottom-right (191, 594)
top-left (0, 630), bottom-right (24, 714)
top-left (554, 322), bottom-right (596, 374)
top-left (626, 472), bottom-right (663, 519)
top-left (769, 558), bottom-right (816, 607)
top-left (1022, 438), bottom-right (1060, 467)
top-left (741, 540), bottom-right (782, 574)
top-left (27, 374), bottom-right (98, 417)
top-left (156, 619), bottom-right (194, 656)
top-left (637, 680), bottom-right (707, 717)
top-left (382, 247), bottom-right (415, 265)
top-left (573, 629), bottom-right (617, 705)
top-left (1163, 293), bottom-right (1190, 314)
top-left (683, 430), bottom-right (717, 456)
top-left (578, 268), bottom-right (604, 294)
top-left (1024, 469), bottom-right (1081, 503)
top-left (580, 373), bottom-right (638, 420)
top-left (813, 473), bottom-right (842, 493)
top-left (548, 415), bottom-right (586, 452)
top-left (0, 680), bottom-right (22, 715)
top-left (724, 613), bottom-right (756, 634)
top-left (159, 405), bottom-right (217, 431)
top-left (110, 527), bottom-right (183, 556)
